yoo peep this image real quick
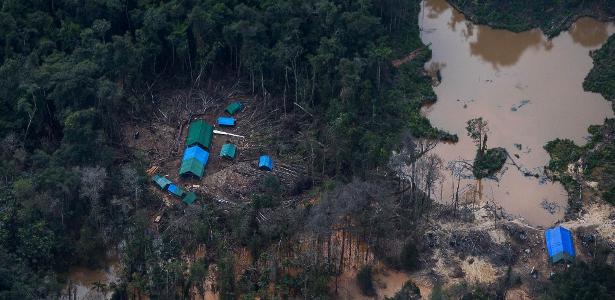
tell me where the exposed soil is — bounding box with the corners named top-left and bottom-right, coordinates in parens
top-left (333, 195), bottom-right (615, 299)
top-left (123, 86), bottom-right (307, 210)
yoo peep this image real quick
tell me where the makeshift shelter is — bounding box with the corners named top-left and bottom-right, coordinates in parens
top-left (168, 184), bottom-right (185, 198)
top-left (225, 102), bottom-right (242, 115)
top-left (220, 143), bottom-right (237, 160)
top-left (183, 192), bottom-right (197, 205)
top-left (183, 146), bottom-right (209, 165)
top-left (179, 157), bottom-right (206, 178)
top-left (186, 120), bottom-right (214, 149)
top-left (545, 226), bottom-right (575, 263)
top-left (217, 117), bottom-right (236, 127)
top-left (152, 175), bottom-right (172, 190)
top-left (259, 155), bottom-right (273, 171)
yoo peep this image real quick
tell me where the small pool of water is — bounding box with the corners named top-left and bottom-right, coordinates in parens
top-left (64, 256), bottom-right (119, 299)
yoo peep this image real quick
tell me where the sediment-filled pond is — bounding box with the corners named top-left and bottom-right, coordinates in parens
top-left (419, 0), bottom-right (615, 226)
top-left (64, 256), bottom-right (119, 299)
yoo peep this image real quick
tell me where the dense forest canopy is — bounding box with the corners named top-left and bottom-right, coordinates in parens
top-left (447, 0), bottom-right (615, 36)
top-left (0, 0), bottom-right (444, 298)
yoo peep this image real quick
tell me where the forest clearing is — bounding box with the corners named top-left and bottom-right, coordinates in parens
top-left (2, 0), bottom-right (615, 299)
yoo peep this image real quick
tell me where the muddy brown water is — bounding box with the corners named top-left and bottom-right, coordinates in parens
top-left (64, 256), bottom-right (119, 299)
top-left (419, 0), bottom-right (615, 226)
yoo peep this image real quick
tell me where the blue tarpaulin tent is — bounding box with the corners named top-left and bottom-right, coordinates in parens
top-left (259, 155), bottom-right (273, 171)
top-left (545, 226), bottom-right (575, 263)
top-left (182, 146), bottom-right (209, 164)
top-left (168, 184), bottom-right (185, 198)
top-left (218, 117), bottom-right (236, 127)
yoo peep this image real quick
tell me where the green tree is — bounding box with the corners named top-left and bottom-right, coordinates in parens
top-left (357, 265), bottom-right (376, 296)
top-left (466, 117), bottom-right (489, 154)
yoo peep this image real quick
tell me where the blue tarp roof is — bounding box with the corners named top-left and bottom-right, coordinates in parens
top-left (259, 155), bottom-right (273, 171)
top-left (218, 117), bottom-right (236, 126)
top-left (168, 184), bottom-right (185, 198)
top-left (545, 226), bottom-right (575, 263)
top-left (182, 146), bottom-right (209, 165)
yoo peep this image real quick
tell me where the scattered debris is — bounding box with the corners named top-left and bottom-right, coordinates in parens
top-left (213, 130), bottom-right (245, 139)
top-left (511, 99), bottom-right (531, 111)
top-left (586, 181), bottom-right (599, 190)
top-left (530, 266), bottom-right (537, 279)
top-left (540, 199), bottom-right (560, 215)
top-left (146, 166), bottom-right (159, 176)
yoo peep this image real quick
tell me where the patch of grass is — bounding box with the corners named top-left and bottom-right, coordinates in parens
top-left (473, 147), bottom-right (507, 179)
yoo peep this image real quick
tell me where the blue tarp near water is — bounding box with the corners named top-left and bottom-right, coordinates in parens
top-left (259, 155), bottom-right (273, 171)
top-left (217, 117), bottom-right (236, 126)
top-left (545, 226), bottom-right (575, 263)
top-left (182, 145), bottom-right (209, 165)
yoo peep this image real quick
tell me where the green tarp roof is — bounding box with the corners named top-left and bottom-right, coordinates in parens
top-left (183, 192), bottom-right (197, 204)
top-left (220, 143), bottom-right (237, 159)
top-left (225, 102), bottom-right (242, 115)
top-left (152, 175), bottom-right (172, 190)
top-left (186, 120), bottom-right (213, 149)
top-left (179, 157), bottom-right (205, 178)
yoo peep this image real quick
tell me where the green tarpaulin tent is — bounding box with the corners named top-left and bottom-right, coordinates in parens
top-left (183, 192), bottom-right (198, 204)
top-left (152, 175), bottom-right (172, 190)
top-left (186, 120), bottom-right (213, 149)
top-left (225, 102), bottom-right (242, 115)
top-left (179, 158), bottom-right (205, 178)
top-left (220, 143), bottom-right (237, 159)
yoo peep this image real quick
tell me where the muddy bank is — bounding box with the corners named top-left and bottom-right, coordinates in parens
top-left (64, 255), bottom-right (119, 300)
top-left (388, 201), bottom-right (614, 299)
